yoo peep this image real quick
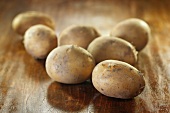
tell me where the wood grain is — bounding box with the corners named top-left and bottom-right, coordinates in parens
top-left (0, 0), bottom-right (170, 113)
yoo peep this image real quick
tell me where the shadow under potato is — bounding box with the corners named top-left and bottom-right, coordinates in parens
top-left (47, 81), bottom-right (97, 112)
top-left (92, 94), bottom-right (135, 113)
top-left (47, 81), bottom-right (136, 113)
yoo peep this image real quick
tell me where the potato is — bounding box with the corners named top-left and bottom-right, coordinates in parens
top-left (87, 36), bottom-right (137, 65)
top-left (58, 25), bottom-right (100, 49)
top-left (110, 18), bottom-right (151, 51)
top-left (24, 24), bottom-right (57, 59)
top-left (45, 45), bottom-right (95, 84)
top-left (92, 60), bottom-right (145, 99)
top-left (12, 11), bottom-right (55, 35)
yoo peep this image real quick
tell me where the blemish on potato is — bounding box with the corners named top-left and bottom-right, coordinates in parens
top-left (92, 60), bottom-right (145, 99)
top-left (46, 45), bottom-right (95, 84)
top-left (110, 18), bottom-right (150, 51)
top-left (87, 36), bottom-right (137, 65)
top-left (24, 24), bottom-right (57, 59)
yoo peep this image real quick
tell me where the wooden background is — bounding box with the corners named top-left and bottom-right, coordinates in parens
top-left (0, 0), bottom-right (170, 113)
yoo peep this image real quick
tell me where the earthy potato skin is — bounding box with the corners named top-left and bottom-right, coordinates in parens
top-left (92, 60), bottom-right (145, 99)
top-left (58, 25), bottom-right (100, 49)
top-left (24, 24), bottom-right (57, 59)
top-left (110, 18), bottom-right (151, 51)
top-left (87, 36), bottom-right (137, 65)
top-left (12, 11), bottom-right (55, 35)
top-left (45, 45), bottom-right (95, 84)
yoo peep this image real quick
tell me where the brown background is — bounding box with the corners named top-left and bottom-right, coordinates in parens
top-left (0, 0), bottom-right (170, 113)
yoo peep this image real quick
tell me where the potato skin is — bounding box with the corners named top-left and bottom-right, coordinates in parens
top-left (87, 36), bottom-right (137, 65)
top-left (12, 11), bottom-right (55, 35)
top-left (24, 24), bottom-right (57, 59)
top-left (58, 25), bottom-right (100, 49)
top-left (45, 45), bottom-right (95, 84)
top-left (110, 18), bottom-right (151, 51)
top-left (92, 60), bottom-right (145, 99)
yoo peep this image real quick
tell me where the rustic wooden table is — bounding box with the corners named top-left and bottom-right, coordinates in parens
top-left (0, 0), bottom-right (170, 113)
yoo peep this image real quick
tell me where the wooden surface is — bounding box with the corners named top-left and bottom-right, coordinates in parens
top-left (0, 0), bottom-right (170, 113)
